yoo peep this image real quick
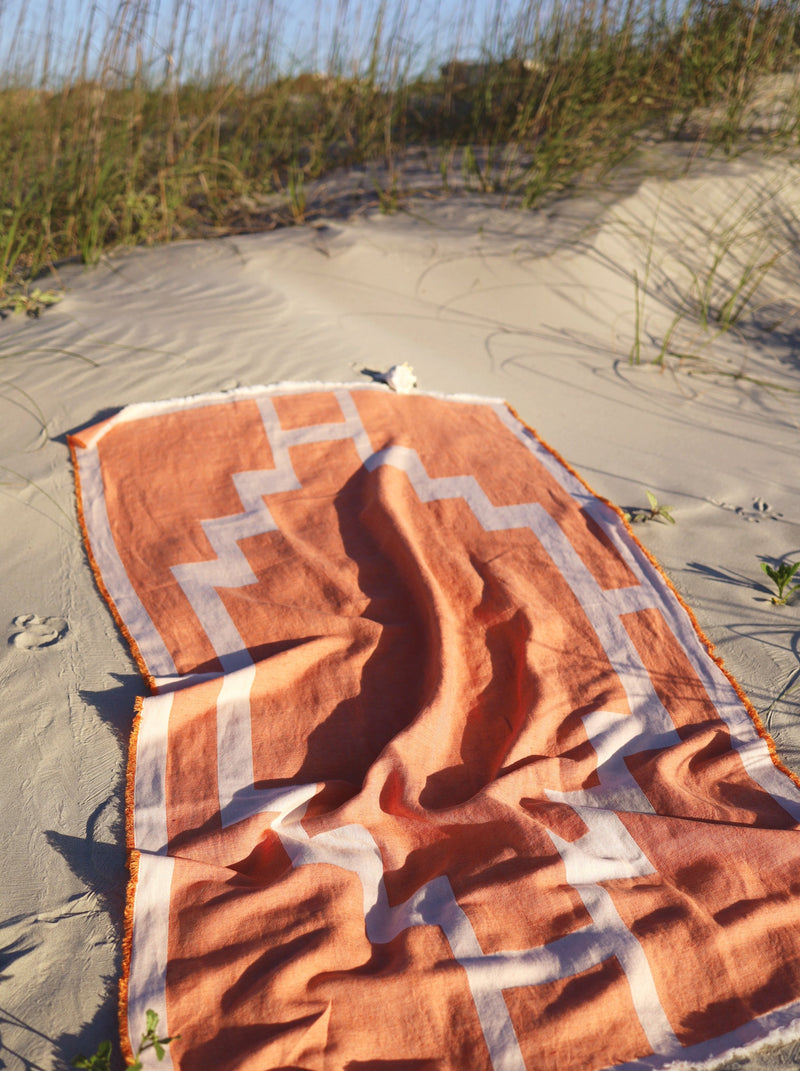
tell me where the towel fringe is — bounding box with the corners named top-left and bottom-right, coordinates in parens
top-left (118, 847), bottom-right (141, 1067)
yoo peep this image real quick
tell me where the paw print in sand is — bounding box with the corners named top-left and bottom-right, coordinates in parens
top-left (9, 613), bottom-right (68, 649)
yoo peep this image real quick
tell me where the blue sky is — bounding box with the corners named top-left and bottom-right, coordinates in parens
top-left (0, 0), bottom-right (540, 84)
top-left (0, 1), bottom-right (699, 85)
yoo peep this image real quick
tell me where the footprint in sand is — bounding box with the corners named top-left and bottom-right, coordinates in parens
top-left (712, 498), bottom-right (784, 523)
top-left (8, 613), bottom-right (68, 649)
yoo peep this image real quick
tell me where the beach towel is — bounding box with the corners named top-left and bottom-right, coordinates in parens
top-left (70, 384), bottom-right (800, 1071)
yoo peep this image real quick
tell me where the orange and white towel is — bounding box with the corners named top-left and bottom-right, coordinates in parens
top-left (70, 385), bottom-right (800, 1071)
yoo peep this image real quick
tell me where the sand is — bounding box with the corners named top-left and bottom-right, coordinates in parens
top-left (1, 146), bottom-right (799, 1070)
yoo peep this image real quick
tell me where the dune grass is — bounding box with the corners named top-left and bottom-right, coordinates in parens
top-left (0, 0), bottom-right (799, 292)
top-left (619, 158), bottom-right (800, 377)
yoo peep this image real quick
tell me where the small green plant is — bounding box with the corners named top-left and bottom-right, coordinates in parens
top-left (624, 490), bottom-right (676, 525)
top-left (460, 144), bottom-right (494, 193)
top-left (0, 286), bottom-right (62, 318)
top-left (286, 166), bottom-right (307, 223)
top-left (760, 560), bottom-right (800, 605)
top-left (438, 144), bottom-right (455, 192)
top-left (72, 1040), bottom-right (114, 1071)
top-left (72, 1009), bottom-right (179, 1070)
top-left (370, 166), bottom-right (401, 214)
top-left (461, 144), bottom-right (480, 190)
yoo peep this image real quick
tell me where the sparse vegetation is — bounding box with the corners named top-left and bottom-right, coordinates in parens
top-left (72, 1009), bottom-right (179, 1070)
top-left (0, 0), bottom-right (799, 296)
top-left (623, 164), bottom-right (800, 377)
top-left (760, 559), bottom-right (800, 604)
top-left (0, 285), bottom-right (62, 317)
top-left (625, 490), bottom-right (677, 525)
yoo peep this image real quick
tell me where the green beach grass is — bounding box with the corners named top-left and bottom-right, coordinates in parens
top-left (0, 0), bottom-right (799, 292)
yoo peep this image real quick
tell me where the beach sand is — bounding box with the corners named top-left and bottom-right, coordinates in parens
top-left (1, 147), bottom-right (799, 1069)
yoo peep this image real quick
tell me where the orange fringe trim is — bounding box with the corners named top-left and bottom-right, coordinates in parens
top-left (119, 702), bottom-right (143, 1062)
top-left (68, 436), bottom-right (158, 697)
top-left (118, 847), bottom-right (141, 1067)
top-left (505, 402), bottom-right (800, 796)
top-left (70, 437), bottom-right (157, 1060)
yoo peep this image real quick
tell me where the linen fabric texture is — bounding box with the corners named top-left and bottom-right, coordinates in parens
top-left (70, 385), bottom-right (800, 1071)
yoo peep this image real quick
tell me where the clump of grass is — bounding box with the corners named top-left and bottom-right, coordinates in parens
top-left (0, 0), bottom-right (799, 289)
top-left (687, 182), bottom-right (790, 333)
top-left (624, 168), bottom-right (798, 374)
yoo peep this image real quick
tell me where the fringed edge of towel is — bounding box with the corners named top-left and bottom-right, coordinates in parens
top-left (118, 843), bottom-right (141, 1067)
